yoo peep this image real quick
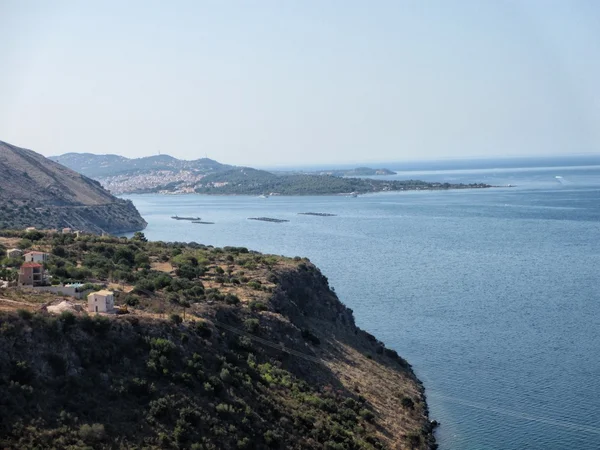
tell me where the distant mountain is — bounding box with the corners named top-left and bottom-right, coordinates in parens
top-left (0, 141), bottom-right (146, 233)
top-left (49, 152), bottom-right (490, 195)
top-left (50, 153), bottom-right (231, 178)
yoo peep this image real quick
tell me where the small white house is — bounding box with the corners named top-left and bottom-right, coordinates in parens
top-left (23, 251), bottom-right (49, 263)
top-left (87, 290), bottom-right (115, 313)
top-left (6, 248), bottom-right (22, 258)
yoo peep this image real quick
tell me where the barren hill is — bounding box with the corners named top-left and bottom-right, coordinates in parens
top-left (0, 140), bottom-right (146, 233)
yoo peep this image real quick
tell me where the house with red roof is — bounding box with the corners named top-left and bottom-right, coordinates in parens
top-left (19, 262), bottom-right (45, 286)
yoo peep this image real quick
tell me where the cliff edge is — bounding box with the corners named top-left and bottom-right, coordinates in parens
top-left (0, 233), bottom-right (435, 449)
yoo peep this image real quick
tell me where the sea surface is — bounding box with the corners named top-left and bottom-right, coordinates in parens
top-left (123, 160), bottom-right (600, 450)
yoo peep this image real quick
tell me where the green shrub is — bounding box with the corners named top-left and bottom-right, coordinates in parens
top-left (79, 423), bottom-right (105, 442)
top-left (247, 280), bottom-right (262, 290)
top-left (225, 294), bottom-right (240, 305)
top-left (249, 301), bottom-right (268, 312)
top-left (170, 313), bottom-right (183, 324)
top-left (16, 309), bottom-right (33, 320)
top-left (401, 397), bottom-right (415, 410)
top-left (195, 321), bottom-right (212, 338)
top-left (244, 318), bottom-right (259, 334)
top-left (359, 409), bottom-right (375, 422)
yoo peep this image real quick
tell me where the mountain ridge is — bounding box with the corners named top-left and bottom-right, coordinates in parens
top-left (0, 140), bottom-right (147, 234)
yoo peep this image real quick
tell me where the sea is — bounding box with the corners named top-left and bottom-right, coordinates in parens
top-left (122, 157), bottom-right (600, 450)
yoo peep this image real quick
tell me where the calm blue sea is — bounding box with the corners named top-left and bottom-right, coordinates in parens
top-left (123, 160), bottom-right (600, 450)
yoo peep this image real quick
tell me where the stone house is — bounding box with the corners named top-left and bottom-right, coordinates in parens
top-left (23, 251), bottom-right (49, 263)
top-left (88, 290), bottom-right (115, 313)
top-left (19, 263), bottom-right (45, 286)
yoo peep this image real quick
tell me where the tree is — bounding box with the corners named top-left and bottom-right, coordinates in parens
top-left (132, 231), bottom-right (148, 242)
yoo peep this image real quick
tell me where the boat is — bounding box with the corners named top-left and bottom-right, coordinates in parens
top-left (258, 194), bottom-right (269, 199)
top-left (171, 215), bottom-right (201, 220)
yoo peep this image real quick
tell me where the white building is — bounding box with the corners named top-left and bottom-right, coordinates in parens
top-left (6, 248), bottom-right (22, 258)
top-left (88, 290), bottom-right (115, 313)
top-left (23, 251), bottom-right (49, 263)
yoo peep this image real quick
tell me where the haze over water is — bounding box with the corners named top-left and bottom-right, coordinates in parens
top-left (123, 159), bottom-right (600, 449)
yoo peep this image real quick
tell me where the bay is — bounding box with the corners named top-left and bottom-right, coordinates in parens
top-left (123, 161), bottom-right (600, 449)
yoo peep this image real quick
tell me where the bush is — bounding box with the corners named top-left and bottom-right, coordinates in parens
top-left (249, 301), bottom-right (268, 312)
top-left (359, 409), bottom-right (375, 422)
top-left (401, 397), bottom-right (415, 410)
top-left (17, 309), bottom-right (33, 320)
top-left (195, 321), bottom-right (212, 338)
top-left (243, 318), bottom-right (259, 334)
top-left (170, 314), bottom-right (183, 325)
top-left (79, 423), bottom-right (105, 442)
top-left (125, 294), bottom-right (140, 306)
top-left (247, 280), bottom-right (262, 290)
top-left (225, 294), bottom-right (240, 305)
top-left (301, 328), bottom-right (320, 345)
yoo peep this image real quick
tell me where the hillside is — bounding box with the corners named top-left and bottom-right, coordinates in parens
top-left (0, 141), bottom-right (146, 233)
top-left (195, 168), bottom-right (489, 195)
top-left (50, 153), bottom-right (232, 178)
top-left (0, 231), bottom-right (437, 449)
top-left (49, 153), bottom-right (233, 194)
top-left (50, 153), bottom-right (489, 196)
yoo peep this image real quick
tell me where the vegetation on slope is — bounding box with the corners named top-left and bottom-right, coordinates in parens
top-left (0, 141), bottom-right (146, 233)
top-left (194, 168), bottom-right (489, 196)
top-left (0, 231), bottom-right (437, 449)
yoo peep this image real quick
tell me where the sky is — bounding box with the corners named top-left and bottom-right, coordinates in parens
top-left (1, 1), bottom-right (599, 166)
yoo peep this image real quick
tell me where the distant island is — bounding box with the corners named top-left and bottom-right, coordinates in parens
top-left (51, 152), bottom-right (490, 195)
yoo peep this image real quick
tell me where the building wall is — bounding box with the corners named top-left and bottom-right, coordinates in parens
top-left (88, 294), bottom-right (114, 313)
top-left (24, 253), bottom-right (48, 263)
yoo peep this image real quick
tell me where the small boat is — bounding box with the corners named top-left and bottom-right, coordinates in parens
top-left (171, 215), bottom-right (201, 220)
top-left (258, 194), bottom-right (269, 199)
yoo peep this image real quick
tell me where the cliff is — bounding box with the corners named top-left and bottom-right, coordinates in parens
top-left (0, 234), bottom-right (436, 449)
top-left (0, 140), bottom-right (147, 233)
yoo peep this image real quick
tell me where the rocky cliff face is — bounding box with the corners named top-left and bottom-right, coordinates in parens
top-left (0, 237), bottom-right (435, 449)
top-left (0, 140), bottom-right (146, 233)
top-left (212, 263), bottom-right (437, 449)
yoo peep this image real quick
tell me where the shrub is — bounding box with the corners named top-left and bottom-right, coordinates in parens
top-left (195, 321), bottom-right (212, 338)
top-left (401, 397), bottom-right (415, 410)
top-left (170, 313), bottom-right (183, 324)
top-left (16, 309), bottom-right (33, 320)
top-left (225, 294), bottom-right (240, 305)
top-left (219, 368), bottom-right (233, 383)
top-left (301, 328), bottom-right (320, 345)
top-left (125, 294), bottom-right (140, 306)
top-left (247, 280), bottom-right (262, 290)
top-left (359, 409), bottom-right (375, 422)
top-left (79, 423), bottom-right (106, 442)
top-left (244, 318), bottom-right (259, 334)
top-left (60, 310), bottom-right (76, 328)
top-left (249, 301), bottom-right (268, 312)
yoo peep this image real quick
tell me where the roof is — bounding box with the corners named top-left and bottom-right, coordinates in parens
top-left (7, 248), bottom-right (22, 253)
top-left (24, 251), bottom-right (47, 255)
top-left (89, 290), bottom-right (114, 297)
top-left (21, 262), bottom-right (42, 268)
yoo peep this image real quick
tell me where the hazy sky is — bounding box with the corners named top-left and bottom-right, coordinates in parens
top-left (1, 1), bottom-right (599, 166)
